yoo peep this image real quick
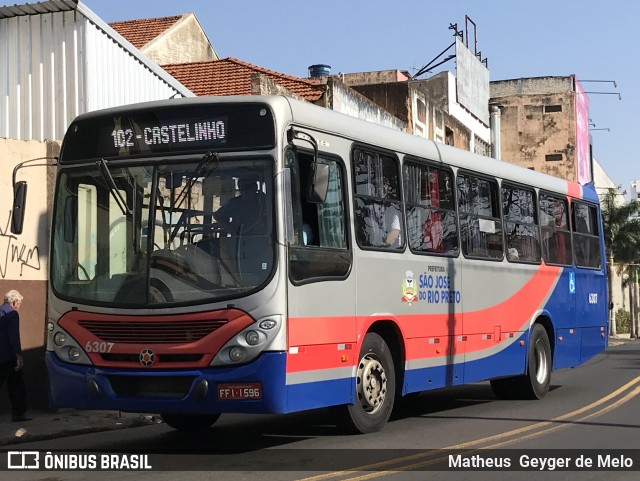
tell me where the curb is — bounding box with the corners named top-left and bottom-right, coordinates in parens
top-left (608, 335), bottom-right (636, 347)
top-left (0, 411), bottom-right (159, 446)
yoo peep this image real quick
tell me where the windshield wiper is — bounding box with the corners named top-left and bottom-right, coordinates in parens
top-left (173, 151), bottom-right (219, 208)
top-left (97, 159), bottom-right (132, 216)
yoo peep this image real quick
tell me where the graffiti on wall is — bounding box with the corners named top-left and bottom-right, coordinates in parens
top-left (0, 211), bottom-right (41, 277)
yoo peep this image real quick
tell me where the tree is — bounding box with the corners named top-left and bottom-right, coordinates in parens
top-left (617, 247), bottom-right (640, 338)
top-left (600, 188), bottom-right (640, 336)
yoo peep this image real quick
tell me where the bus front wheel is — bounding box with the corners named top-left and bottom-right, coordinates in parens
top-left (337, 332), bottom-right (395, 434)
top-left (161, 413), bottom-right (221, 431)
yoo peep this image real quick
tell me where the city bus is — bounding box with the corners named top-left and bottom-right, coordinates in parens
top-left (12, 95), bottom-right (608, 433)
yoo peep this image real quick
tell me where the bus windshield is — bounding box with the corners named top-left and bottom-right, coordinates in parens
top-left (51, 156), bottom-right (275, 307)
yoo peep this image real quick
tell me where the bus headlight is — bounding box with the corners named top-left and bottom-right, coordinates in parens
top-left (245, 330), bottom-right (260, 346)
top-left (53, 332), bottom-right (67, 346)
top-left (47, 325), bottom-right (92, 365)
top-left (229, 347), bottom-right (245, 362)
top-left (68, 347), bottom-right (82, 362)
top-left (210, 316), bottom-right (282, 366)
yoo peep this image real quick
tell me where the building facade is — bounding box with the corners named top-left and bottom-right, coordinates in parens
top-left (0, 0), bottom-right (193, 409)
top-left (0, 0), bottom-right (192, 142)
top-left (489, 76), bottom-right (591, 182)
top-left (109, 13), bottom-right (217, 66)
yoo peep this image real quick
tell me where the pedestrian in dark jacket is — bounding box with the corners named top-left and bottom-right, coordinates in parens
top-left (0, 290), bottom-right (31, 422)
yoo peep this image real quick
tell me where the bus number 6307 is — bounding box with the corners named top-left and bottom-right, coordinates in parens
top-left (85, 341), bottom-right (115, 353)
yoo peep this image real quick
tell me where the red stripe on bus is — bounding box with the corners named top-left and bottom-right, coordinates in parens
top-left (287, 264), bottom-right (561, 372)
top-left (567, 181), bottom-right (582, 199)
top-left (462, 264), bottom-right (560, 333)
top-left (286, 343), bottom-right (355, 372)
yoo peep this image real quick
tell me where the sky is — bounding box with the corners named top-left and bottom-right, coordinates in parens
top-left (77, 0), bottom-right (638, 196)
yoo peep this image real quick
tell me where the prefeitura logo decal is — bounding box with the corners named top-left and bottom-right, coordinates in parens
top-left (402, 270), bottom-right (418, 305)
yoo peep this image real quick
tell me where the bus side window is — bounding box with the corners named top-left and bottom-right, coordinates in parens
top-left (403, 160), bottom-right (458, 256)
top-left (353, 148), bottom-right (404, 250)
top-left (540, 194), bottom-right (572, 266)
top-left (457, 172), bottom-right (503, 260)
top-left (572, 202), bottom-right (602, 269)
top-left (502, 184), bottom-right (541, 263)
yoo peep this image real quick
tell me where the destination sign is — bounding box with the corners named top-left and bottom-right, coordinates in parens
top-left (110, 119), bottom-right (227, 150)
top-left (59, 103), bottom-right (276, 163)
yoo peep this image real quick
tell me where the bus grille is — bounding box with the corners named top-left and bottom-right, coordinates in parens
top-left (108, 375), bottom-right (195, 398)
top-left (78, 319), bottom-right (228, 344)
top-left (101, 353), bottom-right (203, 363)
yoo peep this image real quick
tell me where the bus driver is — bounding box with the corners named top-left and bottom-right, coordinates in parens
top-left (214, 178), bottom-right (266, 235)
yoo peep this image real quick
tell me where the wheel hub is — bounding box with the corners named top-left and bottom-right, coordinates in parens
top-left (534, 338), bottom-right (549, 384)
top-left (356, 353), bottom-right (387, 414)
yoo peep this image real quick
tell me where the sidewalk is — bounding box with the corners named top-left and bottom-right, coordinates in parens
top-left (608, 332), bottom-right (633, 346)
top-left (0, 409), bottom-right (158, 446)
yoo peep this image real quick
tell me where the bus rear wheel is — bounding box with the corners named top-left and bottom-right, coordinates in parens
top-left (521, 323), bottom-right (552, 399)
top-left (337, 333), bottom-right (395, 434)
top-left (490, 323), bottom-right (552, 400)
top-left (161, 413), bottom-right (221, 431)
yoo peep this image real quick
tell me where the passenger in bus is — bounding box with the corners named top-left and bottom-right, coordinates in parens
top-left (214, 177), bottom-right (266, 235)
top-left (422, 214), bottom-right (444, 252)
top-left (546, 232), bottom-right (568, 264)
top-left (382, 181), bottom-right (402, 248)
top-left (543, 201), bottom-right (568, 264)
top-left (384, 206), bottom-right (401, 248)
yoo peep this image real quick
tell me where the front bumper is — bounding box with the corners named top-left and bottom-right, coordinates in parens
top-left (46, 350), bottom-right (288, 415)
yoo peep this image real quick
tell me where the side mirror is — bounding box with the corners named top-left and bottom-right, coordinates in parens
top-left (11, 181), bottom-right (27, 235)
top-left (10, 156), bottom-right (58, 234)
top-left (307, 163), bottom-right (329, 204)
top-left (287, 128), bottom-right (328, 203)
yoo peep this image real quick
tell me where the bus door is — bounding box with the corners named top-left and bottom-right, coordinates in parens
top-left (571, 201), bottom-right (608, 363)
top-left (285, 147), bottom-right (356, 411)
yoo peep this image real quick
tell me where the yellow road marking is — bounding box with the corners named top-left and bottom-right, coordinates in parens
top-left (293, 375), bottom-right (640, 481)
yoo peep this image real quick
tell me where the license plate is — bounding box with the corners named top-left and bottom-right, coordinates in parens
top-left (217, 383), bottom-right (262, 400)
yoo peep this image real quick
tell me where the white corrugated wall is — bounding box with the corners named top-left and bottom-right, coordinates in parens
top-left (83, 18), bottom-right (180, 112)
top-left (0, 8), bottom-right (189, 142)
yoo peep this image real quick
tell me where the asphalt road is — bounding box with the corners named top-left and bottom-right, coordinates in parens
top-left (6, 339), bottom-right (640, 481)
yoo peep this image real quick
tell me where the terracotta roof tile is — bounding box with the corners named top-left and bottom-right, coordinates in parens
top-left (109, 15), bottom-right (185, 49)
top-left (164, 57), bottom-right (324, 102)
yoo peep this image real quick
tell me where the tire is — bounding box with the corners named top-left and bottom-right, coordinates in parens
top-left (519, 323), bottom-right (552, 399)
top-left (337, 333), bottom-right (396, 434)
top-left (161, 413), bottom-right (221, 431)
top-left (490, 324), bottom-right (552, 400)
